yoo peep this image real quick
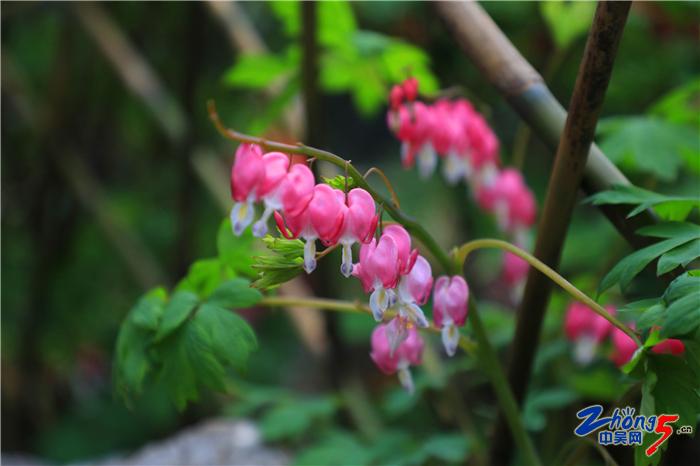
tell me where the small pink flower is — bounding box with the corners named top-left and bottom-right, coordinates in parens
top-left (651, 338), bottom-right (685, 356)
top-left (275, 183), bottom-right (344, 274)
top-left (335, 188), bottom-right (378, 277)
top-left (353, 233), bottom-right (401, 321)
top-left (370, 321), bottom-right (424, 393)
top-left (230, 144), bottom-right (265, 236)
top-left (402, 77), bottom-right (419, 102)
top-left (389, 85), bottom-right (404, 110)
top-left (565, 302), bottom-right (615, 365)
top-left (392, 102), bottom-right (435, 174)
top-left (279, 163), bottom-right (315, 218)
top-left (610, 326), bottom-right (639, 367)
top-left (251, 152), bottom-right (290, 237)
top-left (476, 168), bottom-right (536, 233)
top-left (433, 275), bottom-right (469, 356)
top-left (394, 255), bottom-right (433, 329)
top-left (382, 224), bottom-right (418, 276)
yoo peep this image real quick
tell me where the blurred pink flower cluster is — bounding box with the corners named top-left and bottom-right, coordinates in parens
top-left (564, 302), bottom-right (685, 366)
top-left (387, 78), bottom-right (537, 296)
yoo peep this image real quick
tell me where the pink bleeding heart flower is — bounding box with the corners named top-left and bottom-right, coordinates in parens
top-left (279, 163), bottom-right (315, 218)
top-left (389, 84), bottom-right (404, 111)
top-left (391, 102), bottom-right (436, 176)
top-left (402, 77), bottom-right (419, 102)
top-left (651, 338), bottom-right (685, 356)
top-left (352, 233), bottom-right (401, 321)
top-left (565, 302), bottom-right (615, 365)
top-left (251, 152), bottom-right (290, 237)
top-left (610, 326), bottom-right (639, 367)
top-left (433, 275), bottom-right (469, 356)
top-left (466, 113), bottom-right (500, 172)
top-left (382, 224), bottom-right (418, 276)
top-left (230, 143), bottom-right (264, 236)
top-left (395, 255), bottom-right (433, 330)
top-left (335, 188), bottom-right (378, 277)
top-left (276, 183), bottom-right (344, 274)
top-left (370, 321), bottom-right (424, 393)
top-left (503, 252), bottom-right (529, 287)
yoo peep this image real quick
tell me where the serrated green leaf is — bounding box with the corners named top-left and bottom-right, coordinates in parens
top-left (251, 235), bottom-right (305, 289)
top-left (207, 278), bottom-right (262, 309)
top-left (194, 303), bottom-right (257, 371)
top-left (661, 293), bottom-right (700, 338)
top-left (657, 238), bottom-right (700, 275)
top-left (114, 320), bottom-right (151, 398)
top-left (130, 287), bottom-right (167, 331)
top-left (599, 236), bottom-right (695, 293)
top-left (175, 258), bottom-right (231, 298)
top-left (650, 78), bottom-right (700, 126)
top-left (155, 320), bottom-right (228, 410)
top-left (155, 291), bottom-right (199, 341)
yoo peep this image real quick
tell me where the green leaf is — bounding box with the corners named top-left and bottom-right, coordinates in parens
top-left (251, 235), bottom-right (305, 289)
top-left (597, 116), bottom-right (699, 181)
top-left (130, 287), bottom-right (167, 331)
top-left (657, 238), bottom-right (700, 275)
top-left (586, 184), bottom-right (699, 222)
top-left (223, 53), bottom-right (295, 89)
top-left (175, 258), bottom-right (231, 298)
top-left (322, 174), bottom-right (356, 191)
top-left (661, 293), bottom-right (700, 338)
top-left (650, 78), bottom-right (700, 126)
top-left (155, 320), bottom-right (227, 410)
top-left (114, 320), bottom-right (151, 398)
top-left (318, 1), bottom-right (357, 51)
top-left (636, 303), bottom-right (667, 331)
top-left (420, 434), bottom-right (471, 463)
top-left (599, 235), bottom-right (695, 293)
top-left (637, 222), bottom-right (700, 239)
top-left (194, 303), bottom-right (257, 372)
top-left (269, 1), bottom-right (300, 37)
top-left (663, 272), bottom-right (700, 303)
top-left (207, 278), bottom-right (262, 309)
top-left (635, 368), bottom-right (659, 466)
top-left (293, 431), bottom-right (371, 466)
top-left (523, 388), bottom-right (578, 431)
top-left (155, 291), bottom-right (199, 341)
top-left (260, 398), bottom-right (337, 441)
top-left (540, 2), bottom-right (595, 50)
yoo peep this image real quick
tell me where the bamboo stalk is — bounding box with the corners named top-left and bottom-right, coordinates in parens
top-left (487, 3), bottom-right (632, 464)
top-left (435, 1), bottom-right (654, 250)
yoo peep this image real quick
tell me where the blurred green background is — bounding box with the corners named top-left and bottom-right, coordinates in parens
top-left (2, 2), bottom-right (699, 464)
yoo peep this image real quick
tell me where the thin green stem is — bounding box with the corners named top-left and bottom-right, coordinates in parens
top-left (258, 295), bottom-right (477, 353)
top-left (452, 238), bottom-right (640, 344)
top-left (208, 100), bottom-right (454, 273)
top-left (469, 298), bottom-right (542, 466)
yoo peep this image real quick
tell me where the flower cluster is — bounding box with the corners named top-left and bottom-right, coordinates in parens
top-left (387, 78), bottom-right (536, 295)
top-left (229, 143), bottom-right (378, 276)
top-left (564, 302), bottom-right (685, 366)
top-left (230, 142), bottom-right (472, 392)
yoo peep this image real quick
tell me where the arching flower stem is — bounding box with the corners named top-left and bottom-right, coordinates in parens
top-left (452, 238), bottom-right (640, 345)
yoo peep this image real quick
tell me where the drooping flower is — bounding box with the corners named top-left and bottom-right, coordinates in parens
top-left (433, 275), bottom-right (469, 356)
top-left (251, 152), bottom-right (290, 237)
top-left (395, 255), bottom-right (433, 327)
top-left (389, 102), bottom-right (436, 176)
top-left (381, 224), bottom-right (418, 276)
top-left (502, 252), bottom-right (529, 288)
top-left (230, 143), bottom-right (264, 235)
top-left (651, 338), bottom-right (685, 356)
top-left (610, 326), bottom-right (639, 367)
top-left (275, 183), bottom-right (344, 274)
top-left (564, 302), bottom-right (615, 365)
top-left (353, 233), bottom-right (401, 321)
top-left (279, 163), bottom-right (315, 217)
top-left (370, 322), bottom-right (424, 393)
top-left (335, 188), bottom-right (378, 277)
